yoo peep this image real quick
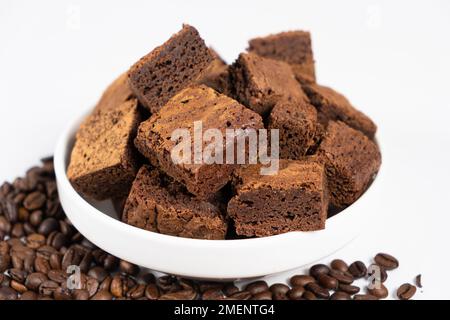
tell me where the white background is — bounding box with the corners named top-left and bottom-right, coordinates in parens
top-left (1, 0), bottom-right (450, 299)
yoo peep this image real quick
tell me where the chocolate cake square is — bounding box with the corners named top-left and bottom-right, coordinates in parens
top-left (67, 99), bottom-right (141, 200)
top-left (268, 98), bottom-right (318, 159)
top-left (128, 24), bottom-right (213, 113)
top-left (248, 31), bottom-right (316, 84)
top-left (227, 159), bottom-right (328, 237)
top-left (94, 72), bottom-right (134, 112)
top-left (303, 84), bottom-right (377, 138)
top-left (317, 121), bottom-right (381, 208)
top-left (230, 52), bottom-right (308, 116)
top-left (196, 48), bottom-right (231, 95)
top-left (134, 85), bottom-right (264, 199)
top-left (122, 166), bottom-right (227, 240)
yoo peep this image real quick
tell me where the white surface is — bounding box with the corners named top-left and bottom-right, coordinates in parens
top-left (54, 112), bottom-right (383, 279)
top-left (1, 0), bottom-right (449, 298)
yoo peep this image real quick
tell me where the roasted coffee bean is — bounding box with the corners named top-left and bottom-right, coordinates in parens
top-left (157, 275), bottom-right (178, 292)
top-left (0, 254), bottom-right (11, 272)
top-left (309, 264), bottom-right (330, 278)
top-left (202, 288), bottom-right (226, 300)
top-left (397, 283), bottom-right (416, 300)
top-left (290, 275), bottom-right (315, 287)
top-left (367, 264), bottom-right (388, 283)
top-left (46, 231), bottom-right (67, 250)
top-left (29, 210), bottom-right (43, 227)
top-left (245, 281), bottom-right (269, 295)
top-left (11, 279), bottom-right (28, 293)
top-left (305, 282), bottom-right (330, 299)
top-left (36, 245), bottom-right (57, 260)
top-left (34, 256), bottom-right (51, 274)
top-left (103, 254), bottom-right (119, 271)
top-left (330, 291), bottom-right (351, 300)
top-left (13, 193), bottom-right (26, 206)
top-left (110, 274), bottom-right (125, 298)
top-left (49, 253), bottom-right (62, 270)
top-left (47, 269), bottom-right (67, 284)
top-left (145, 283), bottom-right (160, 300)
top-left (302, 291), bottom-right (317, 300)
top-left (8, 268), bottom-right (28, 283)
top-left (348, 261), bottom-right (367, 278)
top-left (59, 221), bottom-right (75, 238)
top-left (61, 247), bottom-right (81, 271)
top-left (353, 294), bottom-right (378, 300)
top-left (330, 259), bottom-right (349, 272)
top-left (0, 241), bottom-right (9, 255)
top-left (91, 290), bottom-right (113, 300)
top-left (223, 283), bottom-right (239, 296)
top-left (198, 281), bottom-right (223, 293)
top-left (86, 277), bottom-right (99, 297)
top-left (0, 286), bottom-right (18, 300)
top-left (374, 253), bottom-right (399, 270)
top-left (159, 289), bottom-right (197, 300)
top-left (88, 266), bottom-right (108, 282)
top-left (127, 284), bottom-right (146, 299)
top-left (0, 273), bottom-right (11, 286)
top-left (11, 223), bottom-right (24, 238)
top-left (53, 287), bottom-right (72, 300)
top-left (416, 274), bottom-right (422, 288)
top-left (18, 207), bottom-right (30, 222)
top-left (39, 280), bottom-right (59, 296)
top-left (269, 283), bottom-right (290, 296)
top-left (140, 272), bottom-right (156, 284)
top-left (4, 198), bottom-right (19, 223)
top-left (119, 260), bottom-right (140, 276)
top-left (287, 286), bottom-right (305, 300)
top-left (0, 216), bottom-right (12, 234)
top-left (252, 291), bottom-right (272, 300)
top-left (339, 283), bottom-right (360, 295)
top-left (273, 292), bottom-right (289, 300)
top-left (24, 192), bottom-right (46, 211)
top-left (99, 276), bottom-right (112, 291)
top-left (228, 291), bottom-right (252, 300)
top-left (367, 283), bottom-right (388, 299)
top-left (179, 278), bottom-right (196, 291)
top-left (38, 218), bottom-right (59, 236)
top-left (329, 269), bottom-right (354, 285)
top-left (317, 273), bottom-right (338, 290)
top-left (26, 234), bottom-right (45, 250)
top-left (20, 291), bottom-right (38, 300)
top-left (79, 251), bottom-right (93, 273)
top-left (72, 289), bottom-right (90, 300)
top-left (25, 272), bottom-right (48, 291)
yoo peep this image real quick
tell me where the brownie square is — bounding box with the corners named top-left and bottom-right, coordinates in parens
top-left (67, 99), bottom-right (141, 200)
top-left (248, 31), bottom-right (316, 84)
top-left (303, 84), bottom-right (377, 138)
top-left (128, 24), bottom-right (213, 113)
top-left (230, 52), bottom-right (308, 116)
top-left (268, 98), bottom-right (318, 159)
top-left (94, 72), bottom-right (134, 112)
top-left (227, 159), bottom-right (329, 237)
top-left (317, 121), bottom-right (381, 208)
top-left (122, 166), bottom-right (227, 240)
top-left (196, 48), bottom-right (231, 95)
top-left (134, 85), bottom-right (264, 199)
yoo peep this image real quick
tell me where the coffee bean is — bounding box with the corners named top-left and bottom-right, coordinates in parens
top-left (157, 275), bottom-right (178, 292)
top-left (25, 272), bottom-right (48, 291)
top-left (159, 289), bottom-right (197, 300)
top-left (0, 254), bottom-right (11, 272)
top-left (348, 261), bottom-right (367, 278)
top-left (119, 260), bottom-right (140, 276)
top-left (99, 276), bottom-right (112, 292)
top-left (287, 286), bottom-right (305, 300)
top-left (18, 207), bottom-right (30, 222)
top-left (330, 291), bottom-right (351, 300)
top-left (79, 251), bottom-right (93, 273)
top-left (8, 268), bottom-right (28, 283)
top-left (367, 283), bottom-right (388, 299)
top-left (49, 253), bottom-right (62, 270)
top-left (127, 284), bottom-right (146, 299)
top-left (91, 290), bottom-right (113, 300)
top-left (0, 241), bottom-right (9, 255)
top-left (269, 283), bottom-right (290, 296)
top-left (228, 291), bottom-right (252, 300)
top-left (47, 231), bottom-right (67, 250)
top-left (39, 280), bottom-right (59, 296)
top-left (309, 264), bottom-right (330, 278)
top-left (86, 277), bottom-right (99, 297)
top-left (290, 275), bottom-right (315, 287)
top-left (11, 279), bottom-right (28, 293)
top-left (305, 282), bottom-right (330, 299)
top-left (103, 254), bottom-right (119, 271)
top-left (0, 216), bottom-right (11, 234)
top-left (53, 287), bottom-right (72, 300)
top-left (374, 253), bottom-right (399, 270)
top-left (252, 290), bottom-right (272, 300)
top-left (339, 283), bottom-right (360, 295)
top-left (11, 223), bottom-right (24, 238)
top-left (37, 245), bottom-right (57, 260)
top-left (0, 273), bottom-right (11, 286)
top-left (4, 198), bottom-right (19, 223)
top-left (20, 291), bottom-right (38, 300)
top-left (223, 283), bottom-right (239, 296)
top-left (331, 259), bottom-right (349, 272)
top-left (26, 233), bottom-right (46, 249)
top-left (302, 291), bottom-right (317, 300)
top-left (47, 270), bottom-right (67, 284)
top-left (415, 274), bottom-right (422, 288)
top-left (273, 292), bottom-right (289, 300)
top-left (329, 269), bottom-right (354, 284)
top-left (198, 282), bottom-right (223, 293)
top-left (35, 256), bottom-right (51, 274)
top-left (202, 288), bottom-right (226, 300)
top-left (0, 287), bottom-right (18, 300)
top-left (353, 294), bottom-right (378, 300)
top-left (245, 281), bottom-right (269, 295)
top-left (72, 289), bottom-right (90, 300)
top-left (88, 266), bottom-right (108, 282)
top-left (367, 264), bottom-right (388, 283)
top-left (397, 283), bottom-right (416, 300)
top-left (317, 273), bottom-right (338, 290)
top-left (24, 192), bottom-right (46, 211)
top-left (145, 283), bottom-right (160, 300)
top-left (110, 274), bottom-right (125, 298)
top-left (38, 218), bottom-right (59, 236)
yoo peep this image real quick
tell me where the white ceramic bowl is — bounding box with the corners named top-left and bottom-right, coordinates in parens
top-left (55, 112), bottom-right (383, 280)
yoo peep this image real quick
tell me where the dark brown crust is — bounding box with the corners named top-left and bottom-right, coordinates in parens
top-left (248, 31), bottom-right (315, 84)
top-left (122, 165), bottom-right (227, 240)
top-left (227, 159), bottom-right (328, 237)
top-left (317, 121), bottom-right (381, 208)
top-left (128, 24), bottom-right (213, 113)
top-left (303, 84), bottom-right (377, 138)
top-left (67, 99), bottom-right (141, 200)
top-left (94, 72), bottom-right (134, 112)
top-left (196, 48), bottom-right (231, 95)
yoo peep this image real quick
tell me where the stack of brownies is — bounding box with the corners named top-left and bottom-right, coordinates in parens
top-left (67, 25), bottom-right (381, 240)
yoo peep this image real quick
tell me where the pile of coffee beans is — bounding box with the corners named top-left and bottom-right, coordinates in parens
top-left (0, 157), bottom-right (419, 300)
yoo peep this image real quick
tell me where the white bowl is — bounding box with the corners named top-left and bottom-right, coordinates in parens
top-left (55, 112), bottom-right (383, 280)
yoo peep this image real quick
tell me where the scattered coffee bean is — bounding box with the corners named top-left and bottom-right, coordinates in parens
top-left (223, 283), bottom-right (239, 296)
top-left (91, 290), bottom-right (113, 300)
top-left (367, 264), bottom-right (388, 283)
top-left (25, 272), bottom-right (48, 291)
top-left (0, 286), bottom-right (18, 300)
top-left (309, 264), bottom-right (330, 278)
top-left (353, 294), bottom-right (378, 300)
top-left (23, 192), bottom-right (46, 211)
top-left (348, 261), bottom-right (367, 278)
top-left (374, 253), bottom-right (399, 270)
top-left (302, 290), bottom-right (317, 300)
top-left (415, 274), bottom-right (422, 288)
top-left (270, 283), bottom-right (290, 296)
top-left (119, 260), bottom-right (140, 276)
top-left (38, 218), bottom-right (59, 236)
top-left (202, 288), bottom-right (226, 300)
top-left (287, 286), bottom-right (305, 300)
top-left (367, 283), bottom-right (388, 299)
top-left (305, 282), bottom-right (330, 299)
top-left (228, 291), bottom-right (252, 300)
top-left (338, 283), bottom-right (360, 295)
top-left (397, 283), bottom-right (416, 300)
top-left (20, 291), bottom-right (38, 300)
top-left (245, 281), bottom-right (269, 295)
top-left (330, 259), bottom-right (349, 272)
top-left (159, 289), bottom-right (197, 300)
top-left (252, 290), bottom-right (272, 300)
top-left (145, 283), bottom-right (160, 300)
top-left (317, 273), bottom-right (338, 290)
top-left (330, 291), bottom-right (351, 300)
top-left (329, 269), bottom-right (354, 285)
top-left (290, 275), bottom-right (315, 287)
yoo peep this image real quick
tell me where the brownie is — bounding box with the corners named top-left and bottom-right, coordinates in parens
top-left (303, 84), bottom-right (377, 138)
top-left (94, 72), bottom-right (134, 112)
top-left (122, 165), bottom-right (227, 240)
top-left (196, 48), bottom-right (231, 94)
top-left (248, 31), bottom-right (315, 84)
top-left (128, 24), bottom-right (213, 113)
top-left (268, 98), bottom-right (318, 159)
top-left (230, 52), bottom-right (308, 116)
top-left (227, 159), bottom-right (328, 237)
top-left (67, 99), bottom-right (140, 200)
top-left (134, 85), bottom-right (264, 199)
top-left (316, 121), bottom-right (381, 208)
